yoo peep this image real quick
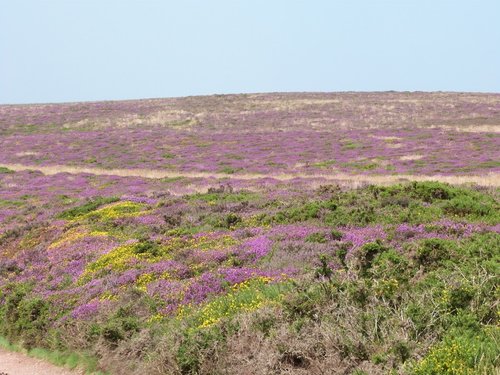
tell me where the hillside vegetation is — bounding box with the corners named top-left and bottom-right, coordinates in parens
top-left (1, 181), bottom-right (498, 374)
top-left (0, 93), bottom-right (499, 374)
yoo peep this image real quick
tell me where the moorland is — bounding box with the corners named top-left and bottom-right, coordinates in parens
top-left (0, 92), bottom-right (499, 374)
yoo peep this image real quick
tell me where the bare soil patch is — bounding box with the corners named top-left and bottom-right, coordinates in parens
top-left (0, 348), bottom-right (78, 375)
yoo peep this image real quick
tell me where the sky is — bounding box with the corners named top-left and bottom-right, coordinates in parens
top-left (1, 0), bottom-right (499, 104)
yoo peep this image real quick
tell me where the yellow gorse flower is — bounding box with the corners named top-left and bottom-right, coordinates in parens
top-left (48, 227), bottom-right (108, 250)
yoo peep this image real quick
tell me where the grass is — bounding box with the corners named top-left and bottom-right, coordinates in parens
top-left (57, 196), bottom-right (119, 220)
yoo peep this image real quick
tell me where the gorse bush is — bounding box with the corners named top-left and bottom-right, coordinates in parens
top-left (0, 283), bottom-right (50, 349)
top-left (443, 196), bottom-right (493, 217)
top-left (406, 181), bottom-right (456, 202)
top-left (0, 182), bottom-right (498, 374)
top-left (411, 325), bottom-right (500, 374)
top-left (414, 238), bottom-right (454, 269)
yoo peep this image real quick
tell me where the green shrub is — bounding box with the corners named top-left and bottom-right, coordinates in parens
top-left (251, 313), bottom-right (277, 337)
top-left (406, 181), bottom-right (455, 202)
top-left (283, 287), bottom-right (323, 320)
top-left (411, 326), bottom-right (499, 374)
top-left (356, 241), bottom-right (388, 276)
top-left (15, 297), bottom-right (50, 348)
top-left (447, 285), bottom-right (475, 313)
top-left (0, 284), bottom-right (29, 339)
top-left (100, 307), bottom-right (139, 347)
top-left (370, 249), bottom-right (410, 282)
top-left (273, 202), bottom-right (323, 223)
top-left (0, 283), bottom-right (50, 349)
top-left (218, 166), bottom-right (238, 174)
top-left (212, 213), bottom-right (242, 228)
top-left (176, 326), bottom-right (226, 374)
top-left (58, 196), bottom-right (119, 220)
top-left (305, 232), bottom-right (328, 243)
top-left (314, 254), bottom-right (333, 280)
top-left (415, 239), bottom-right (454, 270)
top-left (330, 229), bottom-right (343, 240)
top-left (392, 341), bottom-right (411, 363)
top-left (334, 242), bottom-right (349, 269)
top-left (443, 196), bottom-right (492, 217)
top-left (133, 240), bottom-right (161, 257)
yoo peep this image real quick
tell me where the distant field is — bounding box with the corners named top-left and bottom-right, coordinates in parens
top-left (1, 92), bottom-right (499, 176)
top-left (0, 93), bottom-right (499, 374)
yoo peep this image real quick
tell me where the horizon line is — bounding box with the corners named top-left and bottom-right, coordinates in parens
top-left (2, 90), bottom-right (500, 106)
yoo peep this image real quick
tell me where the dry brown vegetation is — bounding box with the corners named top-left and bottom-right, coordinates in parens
top-left (1, 163), bottom-right (499, 188)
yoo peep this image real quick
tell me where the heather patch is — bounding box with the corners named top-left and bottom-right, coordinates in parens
top-left (0, 93), bottom-right (499, 374)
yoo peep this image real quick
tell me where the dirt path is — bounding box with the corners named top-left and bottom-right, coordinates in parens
top-left (0, 347), bottom-right (79, 375)
top-left (1, 163), bottom-right (499, 187)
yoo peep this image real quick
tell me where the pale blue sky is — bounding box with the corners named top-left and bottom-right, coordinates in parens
top-left (1, 0), bottom-right (499, 104)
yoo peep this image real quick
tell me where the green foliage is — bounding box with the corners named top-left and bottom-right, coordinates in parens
top-left (98, 307), bottom-right (139, 347)
top-left (274, 203), bottom-right (321, 223)
top-left (188, 190), bottom-right (258, 204)
top-left (341, 139), bottom-right (362, 150)
top-left (176, 326), bottom-right (226, 375)
top-left (340, 161), bottom-right (379, 170)
top-left (283, 287), bottom-right (322, 321)
top-left (15, 298), bottom-right (50, 348)
top-left (443, 195), bottom-right (493, 217)
top-left (0, 166), bottom-right (14, 174)
top-left (58, 196), bottom-right (119, 220)
top-left (162, 152), bottom-right (176, 159)
top-left (305, 232), bottom-right (328, 243)
top-left (218, 166), bottom-right (239, 174)
top-left (279, 230), bottom-right (499, 374)
top-left (406, 181), bottom-right (456, 202)
top-left (414, 238), bottom-right (454, 270)
top-left (224, 213), bottom-right (242, 228)
top-left (411, 326), bottom-right (499, 374)
top-left (311, 159), bottom-right (336, 168)
top-left (251, 312), bottom-right (277, 337)
top-left (356, 241), bottom-right (388, 276)
top-left (212, 213), bottom-right (242, 229)
top-left (266, 182), bottom-right (497, 227)
top-left (370, 249), bottom-right (410, 282)
top-left (273, 201), bottom-right (336, 223)
top-left (330, 229), bottom-right (343, 240)
top-left (133, 240), bottom-right (161, 257)
top-left (0, 283), bottom-right (49, 348)
top-left (314, 254), bottom-right (333, 280)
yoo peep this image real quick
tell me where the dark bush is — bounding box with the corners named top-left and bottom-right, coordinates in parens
top-left (133, 240), bottom-right (161, 257)
top-left (330, 229), bottom-right (343, 241)
top-left (415, 239), bottom-right (453, 269)
top-left (407, 181), bottom-right (455, 202)
top-left (356, 241), bottom-right (388, 276)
